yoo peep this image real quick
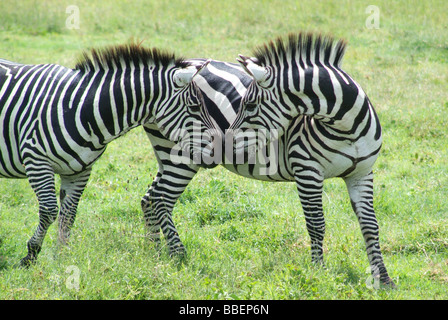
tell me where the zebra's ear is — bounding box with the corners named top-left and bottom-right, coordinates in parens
top-left (173, 66), bottom-right (198, 87)
top-left (173, 59), bottom-right (211, 87)
top-left (237, 54), bottom-right (269, 84)
top-left (193, 58), bottom-right (211, 77)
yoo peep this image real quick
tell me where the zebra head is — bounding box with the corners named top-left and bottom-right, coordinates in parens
top-left (227, 53), bottom-right (293, 146)
top-left (154, 59), bottom-right (219, 168)
top-left (229, 33), bottom-right (347, 158)
top-left (226, 55), bottom-right (288, 162)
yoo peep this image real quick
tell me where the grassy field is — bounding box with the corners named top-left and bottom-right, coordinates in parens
top-left (0, 0), bottom-right (447, 300)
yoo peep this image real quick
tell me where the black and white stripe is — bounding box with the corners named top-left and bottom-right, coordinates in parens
top-left (144, 55), bottom-right (393, 288)
top-left (141, 59), bottom-right (252, 255)
top-left (228, 32), bottom-right (394, 287)
top-left (0, 43), bottom-right (211, 266)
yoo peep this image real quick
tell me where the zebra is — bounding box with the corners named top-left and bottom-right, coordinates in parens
top-left (226, 32), bottom-right (395, 287)
top-left (0, 43), bottom-right (213, 266)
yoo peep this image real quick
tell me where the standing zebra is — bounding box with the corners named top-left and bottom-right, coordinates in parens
top-left (228, 32), bottom-right (394, 287)
top-left (0, 43), bottom-right (212, 266)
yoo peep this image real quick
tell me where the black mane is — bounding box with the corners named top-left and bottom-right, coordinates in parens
top-left (75, 42), bottom-right (190, 72)
top-left (252, 32), bottom-right (347, 68)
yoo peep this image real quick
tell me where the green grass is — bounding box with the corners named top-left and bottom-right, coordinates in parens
top-left (1, 0), bottom-right (447, 300)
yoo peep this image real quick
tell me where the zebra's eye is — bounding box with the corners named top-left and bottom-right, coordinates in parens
top-left (189, 104), bottom-right (201, 113)
top-left (245, 103), bottom-right (258, 113)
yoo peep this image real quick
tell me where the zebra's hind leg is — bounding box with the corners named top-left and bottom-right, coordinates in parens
top-left (295, 171), bottom-right (326, 265)
top-left (57, 169), bottom-right (92, 245)
top-left (141, 165), bottom-right (197, 258)
top-left (20, 166), bottom-right (58, 267)
top-left (344, 172), bottom-right (395, 288)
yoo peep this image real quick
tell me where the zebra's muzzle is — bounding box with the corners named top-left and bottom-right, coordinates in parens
top-left (191, 130), bottom-right (220, 168)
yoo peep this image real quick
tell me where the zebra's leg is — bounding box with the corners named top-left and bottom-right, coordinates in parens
top-left (141, 171), bottom-right (163, 248)
top-left (141, 164), bottom-right (198, 257)
top-left (295, 171), bottom-right (326, 264)
top-left (57, 169), bottom-right (92, 245)
top-left (20, 166), bottom-right (59, 267)
top-left (344, 172), bottom-right (395, 288)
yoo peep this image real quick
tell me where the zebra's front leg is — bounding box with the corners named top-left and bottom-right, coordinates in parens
top-left (295, 173), bottom-right (326, 264)
top-left (141, 167), bottom-right (197, 257)
top-left (344, 172), bottom-right (395, 288)
top-left (57, 169), bottom-right (92, 245)
top-left (21, 167), bottom-right (58, 267)
top-left (141, 185), bottom-right (186, 256)
top-left (141, 172), bottom-right (163, 249)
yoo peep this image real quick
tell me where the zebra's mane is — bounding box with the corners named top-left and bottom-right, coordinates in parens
top-left (252, 32), bottom-right (347, 69)
top-left (75, 42), bottom-right (190, 72)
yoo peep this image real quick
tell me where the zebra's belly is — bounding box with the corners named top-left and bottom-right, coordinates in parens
top-left (19, 138), bottom-right (106, 176)
top-left (221, 162), bottom-right (294, 182)
top-left (0, 165), bottom-right (27, 179)
top-left (45, 147), bottom-right (106, 175)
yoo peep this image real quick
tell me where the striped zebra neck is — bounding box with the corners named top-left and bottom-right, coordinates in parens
top-left (67, 63), bottom-right (164, 147)
top-left (67, 43), bottom-right (192, 146)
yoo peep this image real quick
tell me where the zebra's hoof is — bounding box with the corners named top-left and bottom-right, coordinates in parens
top-left (19, 255), bottom-right (35, 268)
top-left (380, 277), bottom-right (397, 289)
top-left (169, 245), bottom-right (187, 260)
